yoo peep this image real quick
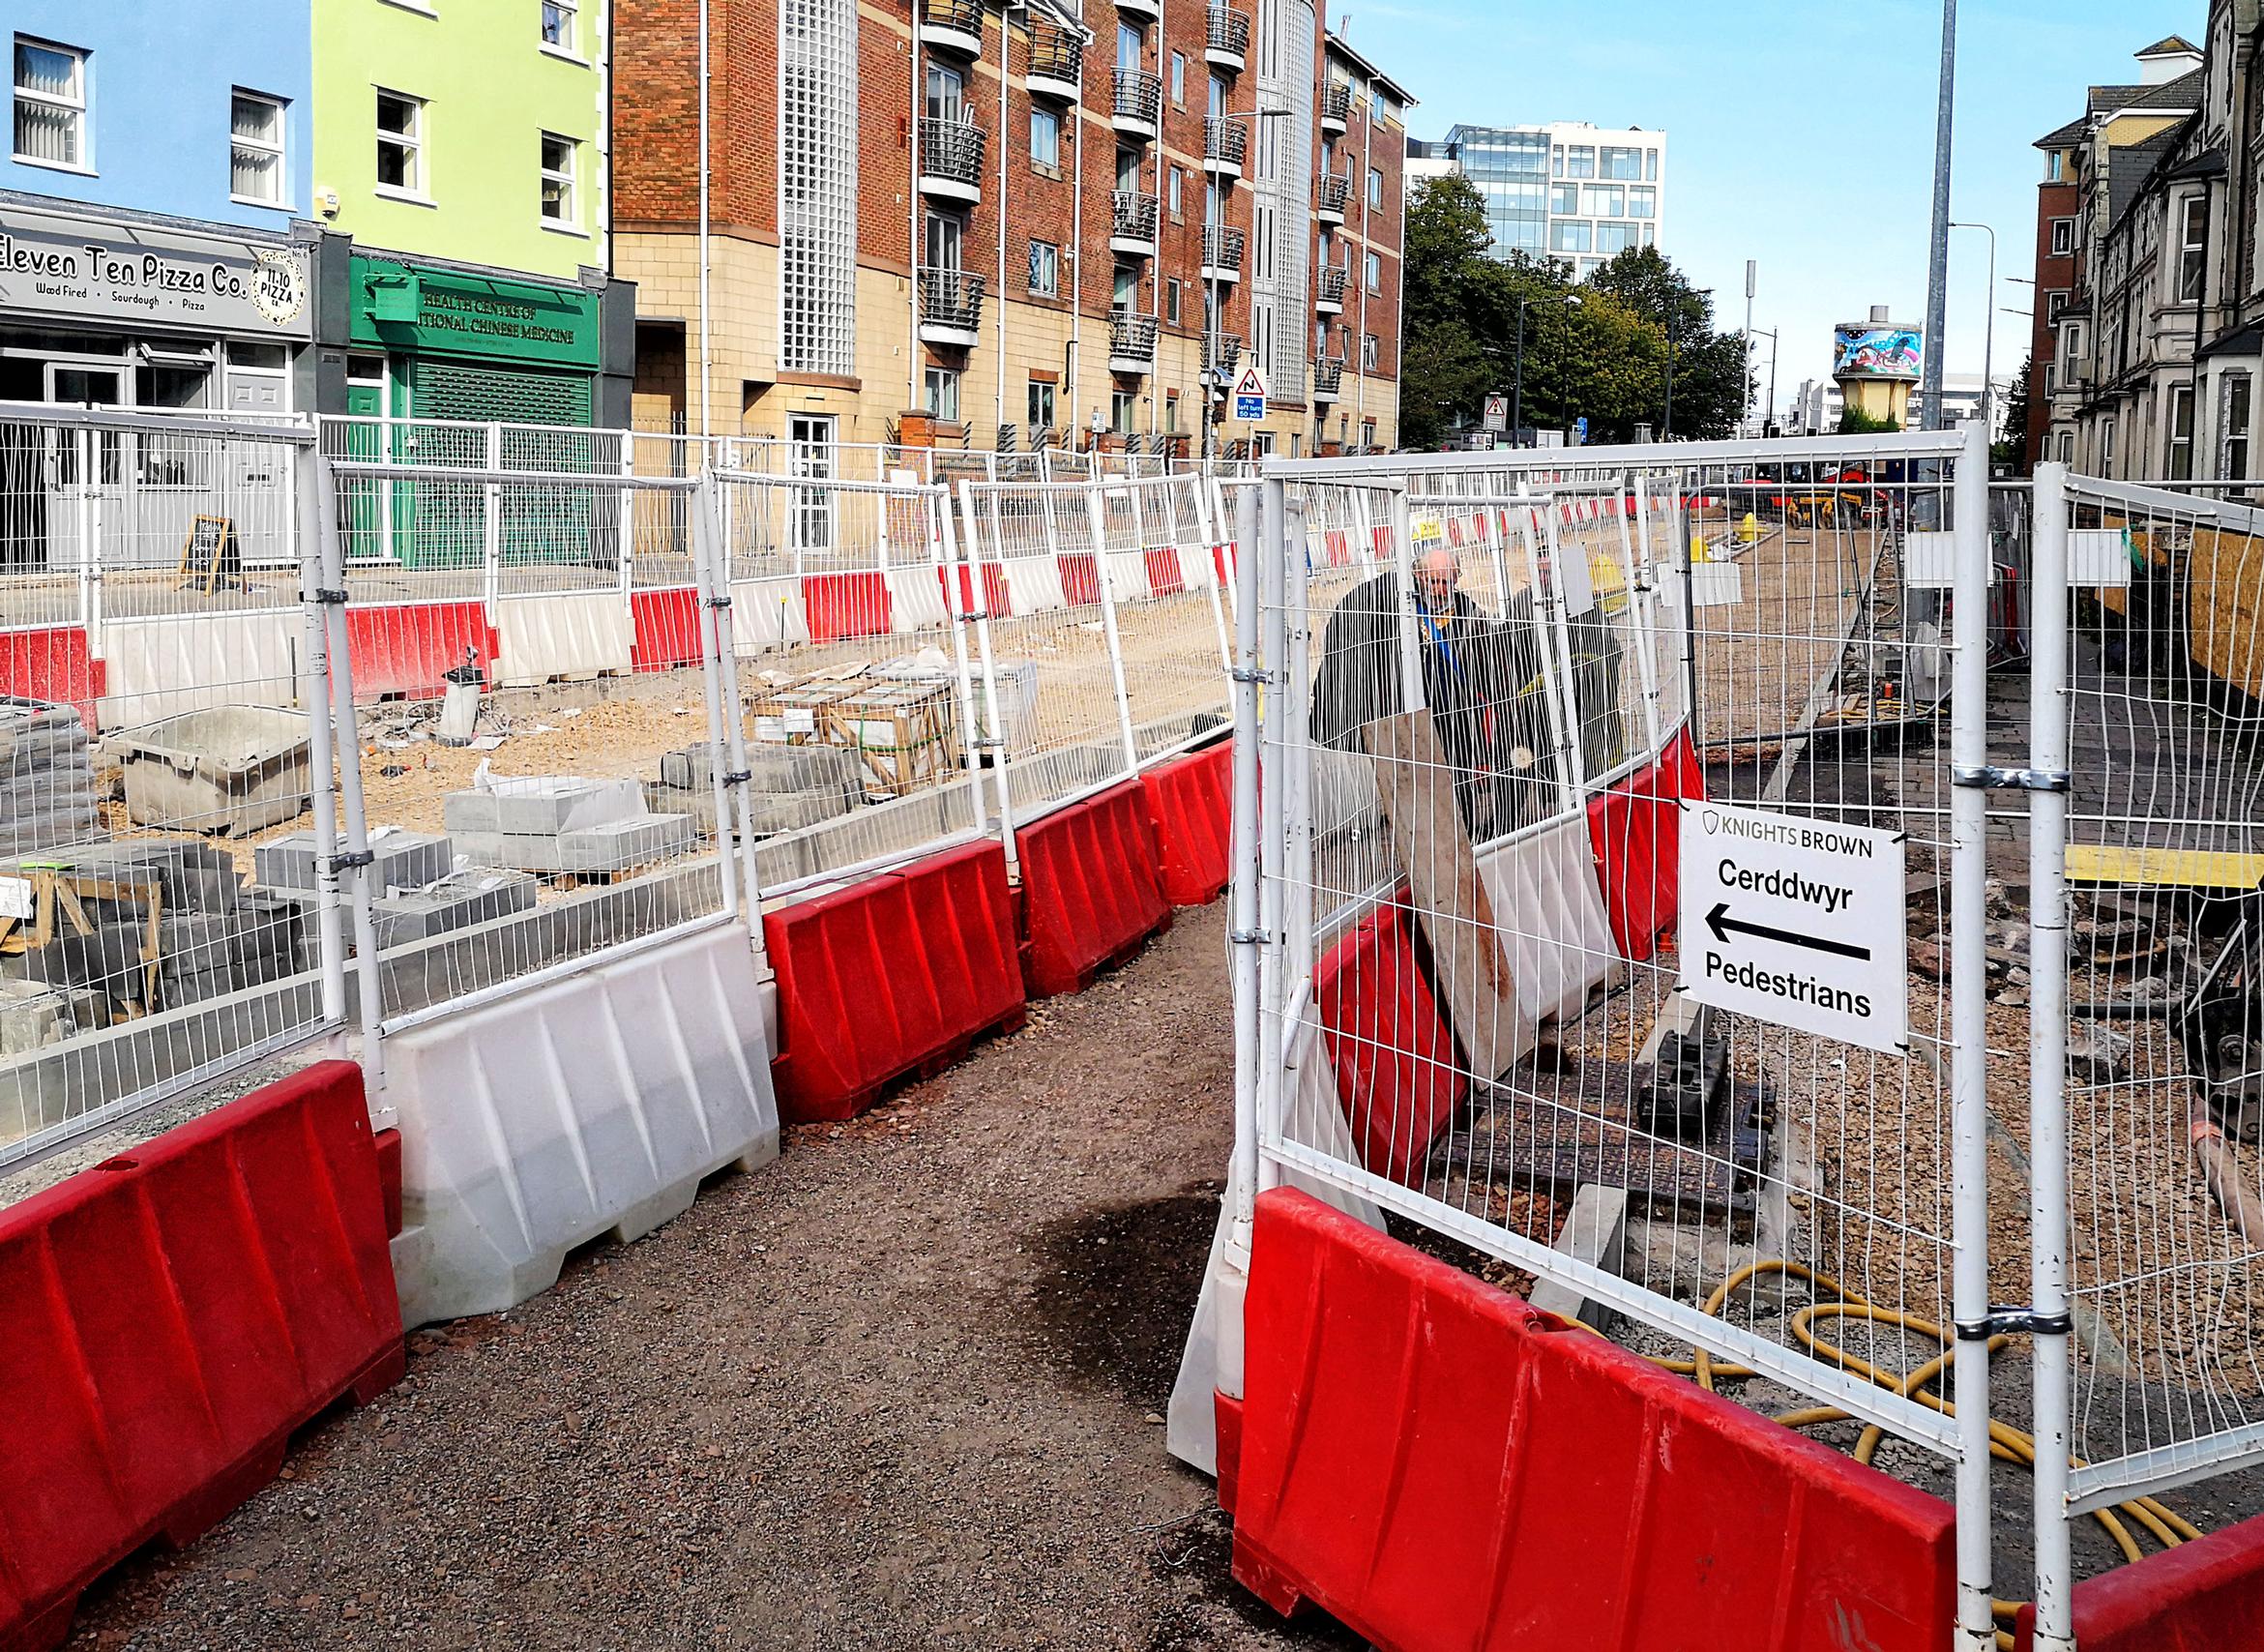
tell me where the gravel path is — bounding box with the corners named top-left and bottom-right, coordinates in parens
top-left (68, 903), bottom-right (1354, 1652)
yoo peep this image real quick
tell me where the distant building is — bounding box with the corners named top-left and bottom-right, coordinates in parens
top-left (1788, 373), bottom-right (2011, 437)
top-left (1405, 121), bottom-right (1665, 277)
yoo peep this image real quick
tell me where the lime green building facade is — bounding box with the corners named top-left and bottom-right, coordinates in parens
top-left (309, 0), bottom-right (632, 429)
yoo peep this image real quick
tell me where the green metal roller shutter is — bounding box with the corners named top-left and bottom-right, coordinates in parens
top-left (399, 360), bottom-right (602, 573)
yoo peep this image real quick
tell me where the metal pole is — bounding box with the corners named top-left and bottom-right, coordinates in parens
top-left (1953, 221), bottom-right (1997, 439)
top-left (1512, 298), bottom-right (1527, 447)
top-left (958, 480), bottom-right (1019, 878)
top-left (2026, 455), bottom-right (2074, 1651)
top-left (1387, 485), bottom-right (1423, 712)
top-left (1086, 484), bottom-right (1142, 774)
top-left (697, 0), bottom-right (710, 439)
top-left (292, 443), bottom-right (345, 1037)
top-left (1228, 481), bottom-right (1262, 1231)
top-left (1255, 473), bottom-right (1288, 1195)
top-left (933, 482), bottom-right (993, 852)
top-left (689, 474), bottom-right (743, 930)
top-left (1744, 258), bottom-right (1756, 436)
top-left (1283, 493), bottom-right (1313, 989)
top-left (1947, 416), bottom-right (1996, 1652)
top-left (1922, 0), bottom-right (1958, 431)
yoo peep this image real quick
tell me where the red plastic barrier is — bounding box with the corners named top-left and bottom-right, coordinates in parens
top-left (344, 602), bottom-right (500, 701)
top-left (0, 1060), bottom-right (402, 1650)
top-left (946, 561), bottom-right (1013, 620)
top-left (1584, 725), bottom-right (1706, 962)
top-left (1232, 1190), bottom-right (1956, 1652)
top-left (803, 571), bottom-right (892, 643)
top-left (1313, 900), bottom-right (1464, 1184)
top-left (1143, 546), bottom-right (1187, 598)
top-left (1141, 741), bottom-right (1232, 907)
top-left (1016, 779), bottom-right (1170, 997)
top-left (631, 585), bottom-right (704, 672)
top-left (0, 627), bottom-right (102, 734)
top-left (2014, 1513), bottom-right (2264, 1650)
top-left (1058, 550), bottom-right (1102, 607)
top-left (1213, 542), bottom-right (1238, 586)
top-left (765, 839), bottom-right (1026, 1123)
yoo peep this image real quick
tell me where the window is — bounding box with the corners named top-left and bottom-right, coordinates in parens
top-left (1549, 219), bottom-right (1591, 253)
top-left (2169, 382), bottom-right (2195, 480)
top-left (1165, 391), bottom-right (1180, 432)
top-left (1628, 186), bottom-right (1655, 218)
top-left (1361, 418), bottom-right (1376, 446)
top-left (925, 366), bottom-right (961, 423)
top-left (1365, 250), bottom-right (1382, 291)
top-left (2225, 373), bottom-right (2252, 479)
top-left (1109, 389), bottom-right (1137, 433)
top-left (375, 88), bottom-right (425, 195)
top-left (1168, 165), bottom-right (1183, 219)
top-left (1209, 74), bottom-right (1227, 120)
top-left (1171, 51), bottom-right (1186, 104)
top-left (1166, 278), bottom-right (1182, 325)
top-left (1549, 182), bottom-right (1579, 215)
top-left (926, 210), bottom-right (963, 269)
top-left (2050, 217), bottom-right (2076, 257)
top-left (1367, 166), bottom-right (1383, 208)
top-left (2102, 419), bottom-right (2116, 473)
top-left (1027, 238), bottom-right (1059, 296)
top-left (926, 61), bottom-right (963, 121)
top-left (2043, 363), bottom-right (2057, 396)
top-left (1550, 144), bottom-right (1563, 177)
top-left (1117, 22), bottom-right (1142, 71)
top-left (1031, 105), bottom-right (1060, 169)
top-left (230, 90), bottom-right (286, 205)
top-left (2057, 430), bottom-right (2074, 464)
top-left (1028, 377), bottom-right (1056, 431)
top-left (1601, 145), bottom-right (1642, 180)
top-left (1564, 145), bottom-right (1595, 179)
top-left (13, 36), bottom-right (85, 168)
top-left (2179, 195), bottom-right (2207, 303)
top-left (1580, 183), bottom-right (1624, 217)
top-left (1594, 221), bottom-right (1633, 254)
top-left (541, 0), bottom-right (577, 53)
top-left (1645, 148), bottom-right (1658, 180)
top-left (540, 132), bottom-right (576, 223)
top-left (1112, 261), bottom-right (1137, 311)
top-left (2047, 150), bottom-right (2064, 183)
top-left (1362, 333), bottom-right (1378, 370)
top-left (2047, 289), bottom-right (2071, 324)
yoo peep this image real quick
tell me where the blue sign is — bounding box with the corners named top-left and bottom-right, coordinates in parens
top-left (1574, 416), bottom-right (1590, 444)
top-left (1234, 393), bottom-right (1265, 421)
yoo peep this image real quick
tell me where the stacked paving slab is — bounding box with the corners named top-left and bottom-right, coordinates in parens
top-left (444, 776), bottom-right (694, 874)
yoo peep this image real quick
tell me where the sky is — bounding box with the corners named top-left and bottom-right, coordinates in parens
top-left (1332, 0), bottom-right (2199, 415)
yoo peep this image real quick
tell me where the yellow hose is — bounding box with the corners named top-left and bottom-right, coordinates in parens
top-left (1569, 1257), bottom-right (2201, 1650)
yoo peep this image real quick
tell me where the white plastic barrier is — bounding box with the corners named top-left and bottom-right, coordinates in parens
top-left (1000, 553), bottom-right (1069, 615)
top-left (885, 564), bottom-right (949, 634)
top-left (1474, 811), bottom-right (1622, 1054)
top-left (494, 591), bottom-right (634, 686)
top-left (387, 920), bottom-right (781, 1328)
top-left (729, 575), bottom-right (811, 653)
top-left (100, 608), bottom-right (302, 726)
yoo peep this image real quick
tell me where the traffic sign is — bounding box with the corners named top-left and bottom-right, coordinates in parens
top-left (1677, 800), bottom-right (1907, 1053)
top-left (1232, 361), bottom-right (1269, 422)
top-left (1573, 415), bottom-right (1590, 446)
top-left (1482, 393), bottom-right (1509, 433)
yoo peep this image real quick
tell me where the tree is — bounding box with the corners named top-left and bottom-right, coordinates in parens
top-left (1838, 404), bottom-right (1901, 435)
top-left (1997, 353), bottom-right (2034, 474)
top-left (1398, 175), bottom-right (1495, 448)
top-left (1586, 247), bottom-right (1749, 439)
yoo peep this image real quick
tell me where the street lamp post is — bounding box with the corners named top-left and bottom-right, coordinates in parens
top-left (1951, 220), bottom-right (1997, 436)
top-left (1750, 326), bottom-right (1779, 434)
top-left (1512, 291), bottom-right (1580, 448)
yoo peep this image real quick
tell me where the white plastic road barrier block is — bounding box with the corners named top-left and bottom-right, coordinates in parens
top-left (885, 564), bottom-right (948, 634)
top-left (1476, 811), bottom-right (1621, 1043)
top-left (1103, 547), bottom-right (1153, 603)
top-left (388, 920), bottom-right (781, 1329)
top-left (1000, 552), bottom-right (1069, 614)
top-left (101, 610), bottom-right (301, 727)
top-left (729, 575), bottom-right (812, 654)
top-left (494, 591), bottom-right (633, 687)
top-left (1165, 1005), bottom-right (1384, 1476)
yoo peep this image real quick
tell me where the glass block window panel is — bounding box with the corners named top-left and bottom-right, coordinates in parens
top-left (779, 0), bottom-right (860, 375)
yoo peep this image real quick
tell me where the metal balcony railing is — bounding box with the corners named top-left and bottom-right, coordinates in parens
top-left (1111, 190), bottom-right (1160, 246)
top-left (1029, 24), bottom-right (1084, 94)
top-left (1316, 265), bottom-right (1348, 309)
top-left (919, 118), bottom-right (987, 190)
top-left (1316, 173), bottom-right (1351, 218)
top-left (1109, 311), bottom-right (1160, 365)
top-left (1311, 358), bottom-right (1344, 398)
top-left (1204, 117), bottom-right (1248, 172)
top-left (923, 0), bottom-right (984, 47)
top-left (1113, 68), bottom-right (1162, 131)
top-left (1205, 8), bottom-right (1250, 64)
top-left (1201, 223), bottom-right (1246, 273)
top-left (919, 266), bottom-right (985, 333)
top-left (1202, 331), bottom-right (1242, 379)
top-left (1320, 80), bottom-right (1352, 129)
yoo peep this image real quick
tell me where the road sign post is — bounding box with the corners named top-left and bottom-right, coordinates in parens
top-left (1677, 800), bottom-right (1908, 1053)
top-left (1232, 361), bottom-right (1269, 424)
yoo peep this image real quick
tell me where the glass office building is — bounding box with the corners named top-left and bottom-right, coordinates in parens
top-left (1414, 122), bottom-right (1667, 276)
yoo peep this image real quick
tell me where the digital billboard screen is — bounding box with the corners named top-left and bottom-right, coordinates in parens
top-left (1834, 324), bottom-right (1924, 379)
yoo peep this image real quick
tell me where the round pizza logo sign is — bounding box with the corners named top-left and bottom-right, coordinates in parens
top-left (250, 248), bottom-right (308, 327)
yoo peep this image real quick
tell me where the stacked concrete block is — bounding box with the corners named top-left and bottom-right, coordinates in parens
top-left (444, 776), bottom-right (694, 877)
top-left (646, 743), bottom-right (865, 841)
top-left (0, 700), bottom-right (100, 856)
top-left (256, 828), bottom-right (453, 897)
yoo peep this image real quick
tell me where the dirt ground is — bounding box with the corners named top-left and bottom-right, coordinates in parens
top-left (63, 903), bottom-right (1357, 1652)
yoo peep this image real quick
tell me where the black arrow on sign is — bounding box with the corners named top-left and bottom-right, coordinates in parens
top-left (1706, 901), bottom-right (1872, 961)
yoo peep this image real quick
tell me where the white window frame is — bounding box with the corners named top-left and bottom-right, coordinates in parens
top-left (924, 365), bottom-right (961, 423)
top-left (1365, 250), bottom-right (1382, 292)
top-left (229, 88), bottom-right (287, 208)
top-left (1028, 377), bottom-right (1056, 431)
top-left (374, 87), bottom-right (426, 200)
top-left (13, 35), bottom-right (89, 173)
top-left (540, 131), bottom-right (580, 229)
top-left (1027, 238), bottom-right (1060, 297)
top-left (2168, 381), bottom-right (2196, 480)
top-left (1362, 332), bottom-right (1378, 370)
top-left (2177, 194), bottom-right (2207, 304)
top-left (541, 0), bottom-right (580, 58)
top-left (1030, 105), bottom-right (1060, 170)
top-left (2050, 217), bottom-right (2076, 258)
top-left (1368, 166), bottom-right (1383, 209)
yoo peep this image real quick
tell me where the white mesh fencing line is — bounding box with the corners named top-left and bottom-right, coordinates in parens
top-left (0, 406), bottom-right (357, 1181)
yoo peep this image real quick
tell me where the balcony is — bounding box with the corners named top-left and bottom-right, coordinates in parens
top-left (1109, 190), bottom-right (1160, 256)
top-left (923, 0), bottom-right (984, 58)
top-left (1316, 172), bottom-right (1349, 226)
top-left (918, 266), bottom-right (985, 347)
top-left (1028, 24), bottom-right (1083, 103)
top-left (1118, 0), bottom-right (1161, 18)
top-left (1312, 358), bottom-right (1344, 401)
top-left (1320, 79), bottom-right (1351, 134)
top-left (919, 118), bottom-right (987, 204)
top-left (1203, 116), bottom-right (1247, 181)
top-left (1108, 311), bottom-right (1159, 374)
top-left (1112, 67), bottom-right (1161, 138)
top-left (1205, 7), bottom-right (1250, 72)
top-left (1200, 222), bottom-right (1246, 283)
top-left (1202, 330), bottom-right (1242, 384)
top-left (1315, 263), bottom-right (1347, 313)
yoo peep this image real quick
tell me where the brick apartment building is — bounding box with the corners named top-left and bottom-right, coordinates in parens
top-left (613, 0), bottom-right (1413, 458)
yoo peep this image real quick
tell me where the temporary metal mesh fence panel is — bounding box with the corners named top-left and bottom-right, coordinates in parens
top-left (1252, 432), bottom-right (1984, 1469)
top-left (0, 405), bottom-right (347, 1177)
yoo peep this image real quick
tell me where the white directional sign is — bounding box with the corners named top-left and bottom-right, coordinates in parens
top-left (1482, 392), bottom-right (1509, 433)
top-left (1678, 800), bottom-right (1908, 1054)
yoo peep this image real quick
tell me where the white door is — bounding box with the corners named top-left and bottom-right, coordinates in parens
top-left (44, 362), bottom-right (127, 575)
top-left (788, 412), bottom-right (837, 564)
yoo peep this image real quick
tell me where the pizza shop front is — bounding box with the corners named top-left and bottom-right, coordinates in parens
top-left (0, 199), bottom-right (316, 572)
